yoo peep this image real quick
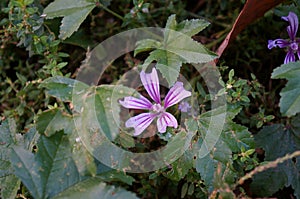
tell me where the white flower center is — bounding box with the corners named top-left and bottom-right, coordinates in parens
top-left (290, 42), bottom-right (299, 51)
top-left (152, 103), bottom-right (164, 113)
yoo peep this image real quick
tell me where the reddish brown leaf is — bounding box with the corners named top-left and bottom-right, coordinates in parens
top-left (216, 0), bottom-right (285, 59)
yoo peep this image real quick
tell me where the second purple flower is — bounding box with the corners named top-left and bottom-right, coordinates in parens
top-left (119, 68), bottom-right (191, 136)
top-left (268, 11), bottom-right (300, 64)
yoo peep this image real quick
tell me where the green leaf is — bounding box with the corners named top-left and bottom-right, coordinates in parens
top-left (254, 167), bottom-right (287, 196)
top-left (165, 30), bottom-right (216, 64)
top-left (36, 108), bottom-right (74, 136)
top-left (0, 118), bottom-right (17, 147)
top-left (195, 152), bottom-right (216, 192)
top-left (99, 0), bottom-right (112, 6)
top-left (41, 76), bottom-right (89, 111)
top-left (162, 130), bottom-right (194, 164)
top-left (59, 7), bottom-right (94, 40)
top-left (43, 0), bottom-right (96, 39)
top-left (0, 119), bottom-right (17, 177)
top-left (52, 178), bottom-right (139, 199)
top-left (165, 14), bottom-right (177, 31)
top-left (195, 106), bottom-right (254, 192)
top-left (11, 133), bottom-right (81, 199)
top-left (37, 107), bottom-right (97, 176)
top-left (0, 119), bottom-right (33, 199)
top-left (135, 15), bottom-right (217, 86)
top-left (176, 18), bottom-right (210, 37)
top-left (142, 49), bottom-right (183, 85)
top-left (163, 150), bottom-right (193, 181)
top-left (251, 124), bottom-right (300, 197)
top-left (255, 124), bottom-right (299, 160)
top-left (271, 61), bottom-right (300, 117)
top-left (115, 132), bottom-right (135, 148)
top-left (0, 175), bottom-right (20, 199)
top-left (97, 170), bottom-right (135, 185)
top-left (24, 0), bottom-right (34, 5)
top-left (134, 39), bottom-right (161, 56)
top-left (221, 122), bottom-right (255, 154)
top-left (41, 76), bottom-right (89, 102)
top-left (0, 147), bottom-right (12, 177)
top-left (181, 182), bottom-right (188, 198)
top-left (79, 85), bottom-right (136, 141)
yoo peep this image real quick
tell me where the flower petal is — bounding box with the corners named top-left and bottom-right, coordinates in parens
top-left (125, 113), bottom-right (156, 136)
top-left (157, 112), bottom-right (178, 133)
top-left (140, 68), bottom-right (161, 104)
top-left (119, 95), bottom-right (152, 110)
top-left (178, 101), bottom-right (191, 112)
top-left (284, 49), bottom-right (296, 64)
top-left (282, 12), bottom-right (299, 40)
top-left (268, 39), bottom-right (289, 49)
top-left (164, 82), bottom-right (191, 108)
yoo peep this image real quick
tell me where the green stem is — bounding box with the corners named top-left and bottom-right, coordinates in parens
top-left (97, 3), bottom-right (124, 21)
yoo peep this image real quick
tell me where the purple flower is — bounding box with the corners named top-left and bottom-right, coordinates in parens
top-left (119, 68), bottom-right (191, 136)
top-left (268, 12), bottom-right (300, 64)
top-left (178, 101), bottom-right (191, 113)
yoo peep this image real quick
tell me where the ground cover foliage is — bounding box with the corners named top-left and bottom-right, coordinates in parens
top-left (0, 0), bottom-right (300, 198)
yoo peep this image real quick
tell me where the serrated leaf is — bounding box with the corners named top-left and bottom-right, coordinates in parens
top-left (250, 164), bottom-right (288, 197)
top-left (94, 85), bottom-right (137, 140)
top-left (135, 15), bottom-right (217, 86)
top-left (134, 39), bottom-right (162, 56)
top-left (177, 18), bottom-right (210, 37)
top-left (97, 170), bottom-right (135, 185)
top-left (162, 130), bottom-right (194, 164)
top-left (59, 6), bottom-right (94, 40)
top-left (251, 124), bottom-right (300, 197)
top-left (166, 30), bottom-right (216, 63)
top-left (43, 0), bottom-right (95, 39)
top-left (222, 122), bottom-right (255, 153)
top-left (0, 118), bottom-right (17, 146)
top-left (0, 147), bottom-right (12, 177)
top-left (165, 14), bottom-right (177, 30)
top-left (141, 49), bottom-right (183, 86)
top-left (0, 119), bottom-right (18, 178)
top-left (0, 119), bottom-right (36, 199)
top-left (197, 106), bottom-right (227, 158)
top-left (195, 152), bottom-right (217, 192)
top-left (41, 76), bottom-right (89, 111)
top-left (10, 147), bottom-right (42, 198)
top-left (271, 61), bottom-right (300, 117)
top-left (0, 175), bottom-right (20, 199)
top-left (75, 84), bottom-right (136, 145)
top-left (36, 108), bottom-right (74, 136)
top-left (195, 106), bottom-right (254, 193)
top-left (255, 124), bottom-right (299, 160)
top-left (41, 76), bottom-right (89, 102)
top-left (52, 178), bottom-right (139, 199)
top-left (163, 150), bottom-right (193, 181)
top-left (11, 133), bottom-right (81, 199)
top-left (43, 0), bottom-right (95, 18)
top-left (116, 132), bottom-right (135, 148)
top-left (164, 14), bottom-right (177, 41)
top-left (37, 107), bottom-right (97, 177)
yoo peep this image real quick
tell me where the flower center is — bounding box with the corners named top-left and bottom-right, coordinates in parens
top-left (152, 103), bottom-right (164, 113)
top-left (290, 41), bottom-right (299, 51)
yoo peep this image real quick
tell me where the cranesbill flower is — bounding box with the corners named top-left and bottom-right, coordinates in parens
top-left (119, 68), bottom-right (191, 136)
top-left (268, 12), bottom-right (300, 64)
